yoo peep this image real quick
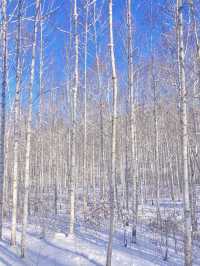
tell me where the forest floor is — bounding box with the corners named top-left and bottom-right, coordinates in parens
top-left (0, 221), bottom-right (197, 266)
top-left (0, 200), bottom-right (199, 266)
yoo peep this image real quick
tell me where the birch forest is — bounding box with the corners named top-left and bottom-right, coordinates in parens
top-left (0, 0), bottom-right (200, 266)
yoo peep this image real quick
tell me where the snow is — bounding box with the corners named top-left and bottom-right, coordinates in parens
top-left (0, 222), bottom-right (196, 266)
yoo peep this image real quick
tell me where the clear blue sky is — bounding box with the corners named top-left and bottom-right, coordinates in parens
top-left (7, 0), bottom-right (175, 111)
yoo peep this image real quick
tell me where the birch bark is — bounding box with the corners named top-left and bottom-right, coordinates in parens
top-left (68, 0), bottom-right (78, 235)
top-left (177, 1), bottom-right (192, 265)
top-left (0, 0), bottom-right (7, 240)
top-left (11, 0), bottom-right (22, 246)
top-left (106, 0), bottom-right (118, 265)
top-left (21, 0), bottom-right (40, 256)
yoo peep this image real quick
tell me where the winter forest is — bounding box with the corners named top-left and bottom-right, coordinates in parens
top-left (0, 0), bottom-right (200, 265)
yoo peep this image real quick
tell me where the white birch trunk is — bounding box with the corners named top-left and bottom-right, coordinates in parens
top-left (21, 0), bottom-right (40, 257)
top-left (93, 2), bottom-right (105, 200)
top-left (127, 0), bottom-right (138, 243)
top-left (83, 1), bottom-right (88, 213)
top-left (177, 1), bottom-right (192, 265)
top-left (68, 0), bottom-right (78, 235)
top-left (11, 0), bottom-right (22, 246)
top-left (106, 0), bottom-right (118, 265)
top-left (0, 0), bottom-right (7, 240)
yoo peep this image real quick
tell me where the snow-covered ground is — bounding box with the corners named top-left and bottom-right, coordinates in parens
top-left (0, 221), bottom-right (197, 266)
top-left (0, 200), bottom-right (199, 266)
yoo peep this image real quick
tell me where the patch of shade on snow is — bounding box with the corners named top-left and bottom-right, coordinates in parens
top-left (0, 225), bottom-right (199, 266)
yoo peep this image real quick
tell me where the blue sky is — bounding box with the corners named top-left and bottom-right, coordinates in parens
top-left (7, 0), bottom-right (177, 112)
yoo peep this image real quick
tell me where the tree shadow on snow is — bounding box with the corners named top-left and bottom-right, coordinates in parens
top-left (0, 240), bottom-right (26, 266)
top-left (38, 238), bottom-right (103, 266)
top-left (76, 230), bottom-right (183, 266)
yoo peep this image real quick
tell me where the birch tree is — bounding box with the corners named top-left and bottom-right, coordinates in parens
top-left (0, 0), bottom-right (7, 240)
top-left (83, 0), bottom-right (89, 213)
top-left (106, 0), bottom-right (118, 265)
top-left (93, 1), bottom-right (105, 200)
top-left (177, 0), bottom-right (192, 265)
top-left (11, 0), bottom-right (22, 246)
top-left (127, 0), bottom-right (138, 243)
top-left (21, 0), bottom-right (40, 256)
top-left (68, 0), bottom-right (79, 235)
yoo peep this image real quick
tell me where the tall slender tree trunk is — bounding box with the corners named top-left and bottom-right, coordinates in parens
top-left (21, 0), bottom-right (40, 257)
top-left (149, 0), bottom-right (160, 215)
top-left (152, 63), bottom-right (160, 218)
top-left (0, 0), bottom-right (7, 240)
top-left (177, 1), bottom-right (192, 265)
top-left (38, 3), bottom-right (45, 235)
top-left (127, 0), bottom-right (138, 243)
top-left (93, 2), bottom-right (105, 200)
top-left (11, 0), bottom-right (22, 246)
top-left (68, 0), bottom-right (78, 235)
top-left (106, 0), bottom-right (118, 265)
top-left (83, 1), bottom-right (88, 213)
top-left (125, 113), bottom-right (129, 212)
